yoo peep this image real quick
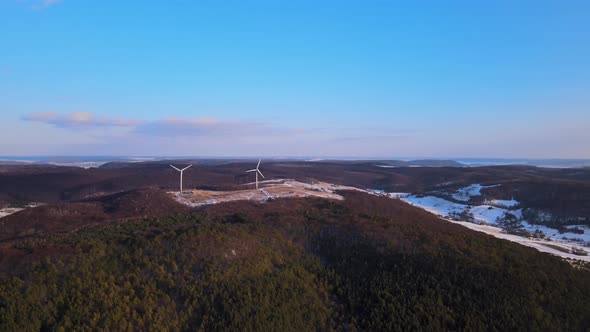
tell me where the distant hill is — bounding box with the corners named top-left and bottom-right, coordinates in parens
top-left (98, 161), bottom-right (137, 169)
top-left (2, 161), bottom-right (590, 226)
top-left (0, 161), bottom-right (32, 166)
top-left (315, 159), bottom-right (464, 167)
top-left (407, 159), bottom-right (465, 167)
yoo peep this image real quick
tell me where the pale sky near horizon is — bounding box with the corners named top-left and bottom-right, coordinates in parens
top-left (1, 0), bottom-right (589, 158)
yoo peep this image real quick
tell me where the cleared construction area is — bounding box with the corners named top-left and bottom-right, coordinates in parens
top-left (171, 179), bottom-right (365, 207)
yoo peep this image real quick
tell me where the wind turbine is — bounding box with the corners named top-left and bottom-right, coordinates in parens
top-left (246, 159), bottom-right (265, 189)
top-left (170, 164), bottom-right (192, 193)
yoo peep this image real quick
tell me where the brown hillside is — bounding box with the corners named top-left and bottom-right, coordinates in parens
top-left (0, 189), bottom-right (189, 244)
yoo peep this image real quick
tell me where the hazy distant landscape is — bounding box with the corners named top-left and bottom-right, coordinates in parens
top-left (2, 156), bottom-right (590, 169)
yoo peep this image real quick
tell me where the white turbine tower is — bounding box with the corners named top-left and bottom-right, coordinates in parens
top-left (246, 159), bottom-right (265, 189)
top-left (170, 164), bottom-right (192, 193)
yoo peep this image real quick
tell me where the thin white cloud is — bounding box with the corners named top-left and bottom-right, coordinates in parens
top-left (21, 112), bottom-right (142, 128)
top-left (20, 112), bottom-right (303, 138)
top-left (135, 117), bottom-right (302, 137)
top-left (16, 112), bottom-right (445, 157)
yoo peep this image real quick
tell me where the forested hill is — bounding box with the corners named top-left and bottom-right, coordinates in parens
top-left (1, 191), bottom-right (589, 331)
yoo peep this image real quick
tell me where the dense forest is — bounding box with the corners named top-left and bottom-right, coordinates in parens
top-left (1, 191), bottom-right (590, 331)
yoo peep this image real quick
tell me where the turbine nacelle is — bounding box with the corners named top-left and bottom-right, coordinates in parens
top-left (246, 159), bottom-right (265, 189)
top-left (170, 165), bottom-right (192, 172)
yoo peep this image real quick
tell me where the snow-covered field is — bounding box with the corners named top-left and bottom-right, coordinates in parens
top-left (0, 203), bottom-right (44, 219)
top-left (485, 198), bottom-right (519, 208)
top-left (48, 161), bottom-right (108, 168)
top-left (0, 207), bottom-right (25, 218)
top-left (451, 184), bottom-right (499, 201)
top-left (403, 195), bottom-right (465, 216)
top-left (387, 188), bottom-right (590, 261)
top-left (444, 220), bottom-right (590, 261)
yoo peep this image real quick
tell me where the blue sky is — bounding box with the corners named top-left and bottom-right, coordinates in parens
top-left (1, 0), bottom-right (589, 158)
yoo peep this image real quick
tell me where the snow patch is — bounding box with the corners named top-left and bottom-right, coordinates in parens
top-left (387, 193), bottom-right (410, 199)
top-left (451, 184), bottom-right (500, 201)
top-left (0, 203), bottom-right (44, 219)
top-left (367, 189), bottom-right (385, 194)
top-left (48, 161), bottom-right (108, 169)
top-left (486, 198), bottom-right (519, 208)
top-left (387, 193), bottom-right (590, 261)
top-left (470, 205), bottom-right (510, 225)
top-left (444, 220), bottom-right (590, 262)
top-left (0, 207), bottom-right (24, 218)
top-left (402, 195), bottom-right (466, 217)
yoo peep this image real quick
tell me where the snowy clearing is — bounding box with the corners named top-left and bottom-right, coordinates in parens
top-left (451, 184), bottom-right (500, 201)
top-left (0, 203), bottom-right (44, 219)
top-left (48, 162), bottom-right (108, 169)
top-left (0, 207), bottom-right (25, 219)
top-left (445, 220), bottom-right (590, 262)
top-left (486, 198), bottom-right (519, 208)
top-left (470, 205), bottom-right (519, 225)
top-left (402, 195), bottom-right (466, 216)
top-left (388, 192), bottom-right (590, 261)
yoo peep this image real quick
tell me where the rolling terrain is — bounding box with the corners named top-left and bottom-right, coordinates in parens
top-left (1, 160), bottom-right (589, 227)
top-left (1, 191), bottom-right (590, 330)
top-left (0, 189), bottom-right (189, 245)
top-left (1, 161), bottom-right (590, 330)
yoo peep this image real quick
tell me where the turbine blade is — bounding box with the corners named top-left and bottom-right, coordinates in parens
top-left (170, 165), bottom-right (181, 171)
top-left (182, 165), bottom-right (193, 171)
top-left (257, 170), bottom-right (265, 178)
top-left (257, 159), bottom-right (261, 169)
top-left (246, 169), bottom-right (257, 173)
